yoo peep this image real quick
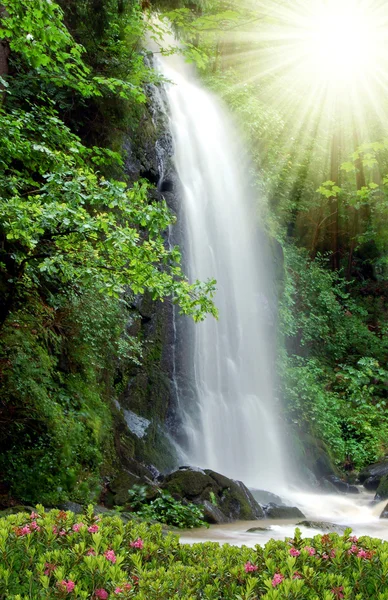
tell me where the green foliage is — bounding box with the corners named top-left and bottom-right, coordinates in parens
top-left (0, 0), bottom-right (219, 504)
top-left (0, 285), bottom-right (132, 504)
top-left (0, 103), bottom-right (217, 323)
top-left (279, 244), bottom-right (388, 468)
top-left (127, 486), bottom-right (206, 528)
top-left (2, 510), bottom-right (388, 598)
top-left (0, 0), bottom-right (145, 100)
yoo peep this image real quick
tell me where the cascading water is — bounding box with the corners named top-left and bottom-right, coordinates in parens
top-left (151, 49), bottom-right (388, 545)
top-left (158, 56), bottom-right (286, 491)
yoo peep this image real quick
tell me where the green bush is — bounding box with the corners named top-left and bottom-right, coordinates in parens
top-left (127, 486), bottom-right (206, 529)
top-left (1, 508), bottom-right (388, 599)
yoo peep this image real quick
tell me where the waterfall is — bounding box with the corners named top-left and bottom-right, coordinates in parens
top-left (159, 57), bottom-right (287, 491)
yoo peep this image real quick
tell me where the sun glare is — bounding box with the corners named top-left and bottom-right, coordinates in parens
top-left (230, 0), bottom-right (388, 137)
top-left (300, 1), bottom-right (383, 85)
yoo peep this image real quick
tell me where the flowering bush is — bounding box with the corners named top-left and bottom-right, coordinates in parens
top-left (1, 508), bottom-right (388, 598)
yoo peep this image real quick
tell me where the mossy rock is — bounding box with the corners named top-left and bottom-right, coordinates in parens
top-left (162, 469), bottom-right (218, 500)
top-left (161, 468), bottom-right (264, 522)
top-left (375, 475), bottom-right (388, 500)
top-left (297, 520), bottom-right (346, 533)
top-left (299, 433), bottom-right (339, 479)
top-left (206, 470), bottom-right (264, 520)
top-left (264, 504), bottom-right (305, 519)
top-left (106, 463), bottom-right (156, 507)
top-left (201, 500), bottom-right (231, 524)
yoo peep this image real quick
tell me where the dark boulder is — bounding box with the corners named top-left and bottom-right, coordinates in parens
top-left (298, 434), bottom-right (339, 480)
top-left (360, 460), bottom-right (388, 490)
top-left (202, 501), bottom-right (231, 524)
top-left (375, 475), bottom-right (388, 501)
top-left (264, 503), bottom-right (305, 519)
top-left (380, 503), bottom-right (388, 519)
top-left (161, 467), bottom-right (264, 523)
top-left (162, 468), bottom-right (218, 500)
top-left (57, 502), bottom-right (84, 514)
top-left (246, 526), bottom-right (271, 532)
top-left (104, 464), bottom-right (157, 507)
top-left (297, 520), bottom-right (347, 534)
top-left (325, 475), bottom-right (360, 495)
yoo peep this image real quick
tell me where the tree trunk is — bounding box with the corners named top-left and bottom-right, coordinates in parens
top-left (346, 128), bottom-right (366, 279)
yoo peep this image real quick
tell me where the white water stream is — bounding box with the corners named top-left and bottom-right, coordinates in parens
top-left (160, 57), bottom-right (286, 491)
top-left (179, 491), bottom-right (388, 547)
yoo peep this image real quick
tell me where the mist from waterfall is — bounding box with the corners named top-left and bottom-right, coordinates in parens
top-left (159, 56), bottom-right (287, 492)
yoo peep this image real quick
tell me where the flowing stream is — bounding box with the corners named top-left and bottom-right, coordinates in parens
top-left (159, 56), bottom-right (286, 492)
top-left (179, 490), bottom-right (388, 547)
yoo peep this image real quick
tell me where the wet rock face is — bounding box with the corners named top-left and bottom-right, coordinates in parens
top-left (250, 489), bottom-right (285, 506)
top-left (160, 467), bottom-right (265, 523)
top-left (112, 60), bottom-right (182, 474)
top-left (360, 461), bottom-right (388, 491)
top-left (325, 476), bottom-right (360, 495)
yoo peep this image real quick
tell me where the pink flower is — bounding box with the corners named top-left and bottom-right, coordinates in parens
top-left (60, 580), bottom-right (75, 593)
top-left (123, 584), bottom-right (131, 591)
top-left (104, 549), bottom-right (117, 563)
top-left (348, 544), bottom-right (358, 555)
top-left (30, 511), bottom-right (39, 520)
top-left (95, 589), bottom-right (109, 599)
top-left (59, 529), bottom-right (67, 536)
top-left (87, 548), bottom-right (96, 556)
top-left (244, 561), bottom-right (258, 573)
top-left (331, 586), bottom-right (344, 599)
top-left (289, 547), bottom-right (300, 557)
top-left (44, 562), bottom-right (57, 576)
top-left (72, 523), bottom-right (84, 532)
top-left (114, 588), bottom-right (123, 594)
top-left (88, 525), bottom-right (99, 534)
top-left (322, 553), bottom-right (329, 560)
top-left (21, 526), bottom-right (31, 536)
top-left (330, 549), bottom-right (336, 558)
top-left (30, 521), bottom-right (40, 531)
top-left (357, 549), bottom-right (369, 559)
top-left (130, 538), bottom-right (144, 549)
top-left (53, 526), bottom-right (58, 534)
top-left (304, 546), bottom-right (316, 556)
top-left (293, 572), bottom-right (302, 579)
top-left (349, 535), bottom-right (358, 543)
top-left (272, 573), bottom-right (285, 587)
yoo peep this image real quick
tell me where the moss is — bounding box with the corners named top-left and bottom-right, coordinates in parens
top-left (162, 470), bottom-right (217, 499)
top-left (161, 469), bottom-right (264, 521)
top-left (218, 487), bottom-right (253, 520)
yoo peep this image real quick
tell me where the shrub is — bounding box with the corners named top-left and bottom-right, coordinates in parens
top-left (127, 486), bottom-right (206, 528)
top-left (2, 508), bottom-right (388, 598)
